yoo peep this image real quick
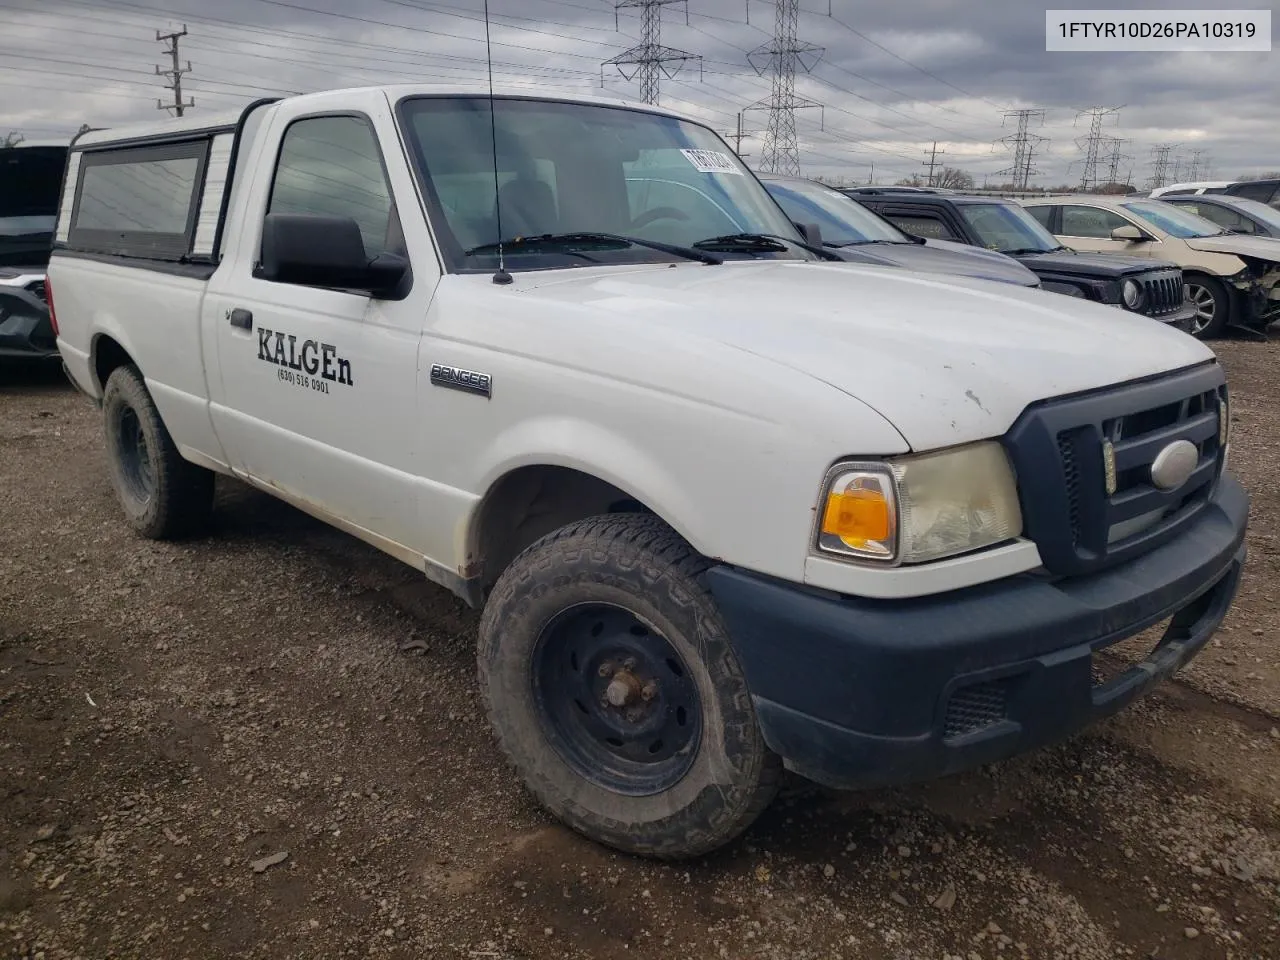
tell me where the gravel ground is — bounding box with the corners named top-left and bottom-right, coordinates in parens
top-left (2, 341), bottom-right (1279, 960)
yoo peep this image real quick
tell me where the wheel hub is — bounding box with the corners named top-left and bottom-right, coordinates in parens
top-left (531, 604), bottom-right (702, 797)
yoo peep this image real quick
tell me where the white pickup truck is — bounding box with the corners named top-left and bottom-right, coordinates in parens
top-left (49, 85), bottom-right (1248, 859)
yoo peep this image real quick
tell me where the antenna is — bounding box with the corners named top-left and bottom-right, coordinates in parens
top-left (483, 0), bottom-right (512, 285)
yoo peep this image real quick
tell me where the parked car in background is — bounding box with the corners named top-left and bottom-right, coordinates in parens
top-left (1159, 193), bottom-right (1280, 239)
top-left (1149, 181), bottom-right (1234, 198)
top-left (0, 139), bottom-right (66, 362)
top-left (1223, 178), bottom-right (1280, 210)
top-left (842, 185), bottom-right (956, 196)
top-left (1021, 195), bottom-right (1280, 339)
top-left (852, 189), bottom-right (1194, 330)
top-left (760, 175), bottom-right (1040, 287)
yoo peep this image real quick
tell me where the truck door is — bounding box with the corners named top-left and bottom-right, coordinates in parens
top-left (204, 90), bottom-right (442, 556)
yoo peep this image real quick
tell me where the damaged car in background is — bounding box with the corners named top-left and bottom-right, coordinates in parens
top-left (850, 189), bottom-right (1196, 331)
top-left (1021, 195), bottom-right (1280, 340)
top-left (0, 139), bottom-right (66, 362)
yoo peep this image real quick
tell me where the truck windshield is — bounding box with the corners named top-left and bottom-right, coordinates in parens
top-left (956, 202), bottom-right (1061, 254)
top-left (763, 179), bottom-right (910, 246)
top-left (0, 145), bottom-right (65, 268)
top-left (398, 96), bottom-right (810, 271)
top-left (1119, 200), bottom-right (1226, 238)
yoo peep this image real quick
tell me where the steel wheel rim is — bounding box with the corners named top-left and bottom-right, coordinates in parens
top-left (1187, 283), bottom-right (1217, 334)
top-left (114, 406), bottom-right (154, 504)
top-left (531, 602), bottom-right (702, 797)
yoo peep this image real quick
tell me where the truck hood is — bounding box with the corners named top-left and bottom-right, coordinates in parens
top-left (1017, 248), bottom-right (1178, 278)
top-left (510, 260), bottom-right (1214, 451)
top-left (1184, 233), bottom-right (1280, 263)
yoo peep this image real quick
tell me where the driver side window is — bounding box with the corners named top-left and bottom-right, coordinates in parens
top-left (268, 115), bottom-right (395, 259)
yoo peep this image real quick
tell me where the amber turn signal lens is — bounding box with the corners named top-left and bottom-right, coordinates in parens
top-left (821, 486), bottom-right (891, 546)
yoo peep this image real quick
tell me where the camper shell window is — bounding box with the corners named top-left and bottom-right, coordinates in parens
top-left (67, 139), bottom-right (210, 261)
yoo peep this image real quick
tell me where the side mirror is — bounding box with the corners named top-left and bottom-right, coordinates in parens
top-left (794, 221), bottom-right (824, 247)
top-left (259, 213), bottom-right (410, 299)
top-left (1111, 224), bottom-right (1148, 242)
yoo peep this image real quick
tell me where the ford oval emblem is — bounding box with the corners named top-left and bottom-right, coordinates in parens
top-left (1150, 439), bottom-right (1198, 491)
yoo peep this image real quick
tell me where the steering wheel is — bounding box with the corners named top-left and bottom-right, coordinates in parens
top-left (630, 206), bottom-right (689, 231)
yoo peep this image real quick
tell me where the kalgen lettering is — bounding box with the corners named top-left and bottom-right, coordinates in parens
top-left (256, 326), bottom-right (353, 387)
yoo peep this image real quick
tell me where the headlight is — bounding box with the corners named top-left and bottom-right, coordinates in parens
top-left (1121, 278), bottom-right (1144, 310)
top-left (816, 441), bottom-right (1023, 564)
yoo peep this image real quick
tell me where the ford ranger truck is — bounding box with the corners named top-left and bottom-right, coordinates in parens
top-left (47, 87), bottom-right (1248, 860)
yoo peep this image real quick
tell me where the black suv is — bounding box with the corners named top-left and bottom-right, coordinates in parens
top-left (847, 189), bottom-right (1196, 330)
top-left (1, 142), bottom-right (66, 362)
top-left (1223, 179), bottom-right (1280, 210)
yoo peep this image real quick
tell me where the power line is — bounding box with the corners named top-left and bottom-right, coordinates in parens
top-left (155, 24), bottom-right (193, 116)
top-left (745, 0), bottom-right (823, 175)
top-left (825, 9), bottom-right (1009, 111)
top-left (601, 0), bottom-right (700, 105)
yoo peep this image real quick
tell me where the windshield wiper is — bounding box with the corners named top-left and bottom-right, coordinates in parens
top-left (827, 239), bottom-right (908, 248)
top-left (693, 232), bottom-right (840, 261)
top-left (1001, 247), bottom-right (1058, 256)
top-left (464, 232), bottom-right (721, 266)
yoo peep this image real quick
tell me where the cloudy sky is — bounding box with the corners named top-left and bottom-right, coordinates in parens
top-left (3, 0), bottom-right (1277, 187)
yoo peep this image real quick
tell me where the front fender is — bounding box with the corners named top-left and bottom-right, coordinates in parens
top-left (469, 415), bottom-right (712, 560)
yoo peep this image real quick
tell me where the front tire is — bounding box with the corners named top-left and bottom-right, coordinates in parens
top-left (478, 514), bottom-right (781, 859)
top-left (1185, 273), bottom-right (1231, 339)
top-left (102, 364), bottom-right (214, 539)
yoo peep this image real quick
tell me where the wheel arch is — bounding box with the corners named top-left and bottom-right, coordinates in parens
top-left (466, 457), bottom-right (710, 598)
top-left (90, 331), bottom-right (139, 394)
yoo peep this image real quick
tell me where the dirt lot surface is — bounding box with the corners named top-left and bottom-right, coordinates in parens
top-left (2, 342), bottom-right (1279, 960)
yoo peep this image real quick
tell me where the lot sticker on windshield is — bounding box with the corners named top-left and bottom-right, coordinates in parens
top-left (679, 149), bottom-right (743, 175)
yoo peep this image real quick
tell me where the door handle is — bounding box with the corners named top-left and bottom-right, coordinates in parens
top-left (229, 308), bottom-right (253, 331)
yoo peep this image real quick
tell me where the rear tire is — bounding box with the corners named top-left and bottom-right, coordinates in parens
top-left (102, 365), bottom-right (214, 539)
top-left (1185, 273), bottom-right (1231, 339)
top-left (478, 513), bottom-right (781, 859)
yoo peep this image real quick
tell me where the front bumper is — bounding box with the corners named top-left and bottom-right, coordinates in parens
top-left (1230, 278), bottom-right (1280, 331)
top-left (1156, 299), bottom-right (1197, 332)
top-left (706, 473), bottom-right (1248, 790)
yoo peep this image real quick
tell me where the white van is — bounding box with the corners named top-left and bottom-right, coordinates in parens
top-left (48, 86), bottom-right (1248, 858)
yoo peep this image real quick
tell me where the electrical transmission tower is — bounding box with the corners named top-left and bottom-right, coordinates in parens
top-left (923, 141), bottom-right (944, 186)
top-left (1186, 148), bottom-right (1210, 180)
top-left (1102, 137), bottom-right (1131, 187)
top-left (1074, 106), bottom-right (1123, 190)
top-left (155, 25), bottom-right (193, 116)
top-left (602, 0), bottom-right (700, 106)
top-left (1147, 144), bottom-right (1177, 190)
top-left (994, 109), bottom-right (1047, 190)
top-left (744, 0), bottom-right (824, 176)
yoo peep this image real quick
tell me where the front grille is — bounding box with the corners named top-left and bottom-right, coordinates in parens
top-left (1138, 270), bottom-right (1184, 317)
top-left (1058, 433), bottom-right (1082, 547)
top-left (1006, 363), bottom-right (1227, 578)
top-left (943, 680), bottom-right (1010, 739)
